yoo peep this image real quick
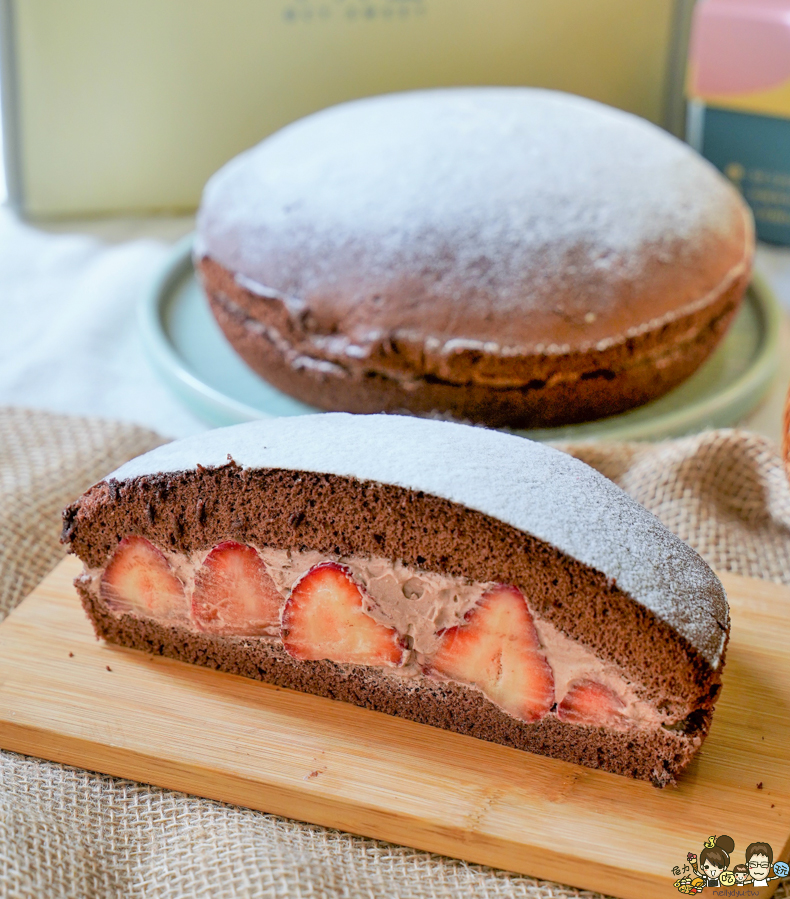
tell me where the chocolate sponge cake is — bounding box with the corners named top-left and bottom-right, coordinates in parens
top-left (62, 414), bottom-right (729, 786)
top-left (195, 87), bottom-right (754, 428)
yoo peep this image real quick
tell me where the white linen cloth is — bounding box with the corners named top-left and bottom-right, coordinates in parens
top-left (0, 207), bottom-right (206, 438)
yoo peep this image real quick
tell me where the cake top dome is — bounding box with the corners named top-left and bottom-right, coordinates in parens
top-left (108, 413), bottom-right (728, 668)
top-left (196, 87), bottom-right (751, 354)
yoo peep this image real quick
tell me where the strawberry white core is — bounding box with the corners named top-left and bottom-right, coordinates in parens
top-left (89, 537), bottom-right (664, 729)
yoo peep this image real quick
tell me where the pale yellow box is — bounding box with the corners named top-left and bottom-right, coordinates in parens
top-left (0, 0), bottom-right (690, 217)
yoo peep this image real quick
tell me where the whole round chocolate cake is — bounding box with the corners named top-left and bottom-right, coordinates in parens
top-left (195, 87), bottom-right (753, 428)
top-left (63, 413), bottom-right (729, 785)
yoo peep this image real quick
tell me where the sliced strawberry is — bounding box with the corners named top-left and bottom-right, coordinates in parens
top-left (191, 541), bottom-right (281, 636)
top-left (557, 679), bottom-right (627, 728)
top-left (427, 585), bottom-right (554, 723)
top-left (282, 562), bottom-right (404, 666)
top-left (100, 536), bottom-right (186, 620)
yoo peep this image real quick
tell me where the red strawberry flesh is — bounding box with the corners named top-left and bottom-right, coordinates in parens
top-left (282, 561), bottom-right (404, 666)
top-left (428, 585), bottom-right (554, 723)
top-left (100, 536), bottom-right (187, 620)
top-left (192, 541), bottom-right (281, 636)
top-left (557, 679), bottom-right (628, 728)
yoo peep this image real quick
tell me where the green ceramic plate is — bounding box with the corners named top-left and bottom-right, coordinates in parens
top-left (140, 236), bottom-right (782, 441)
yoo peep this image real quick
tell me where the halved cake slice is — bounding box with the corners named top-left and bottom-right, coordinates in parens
top-left (62, 413), bottom-right (728, 786)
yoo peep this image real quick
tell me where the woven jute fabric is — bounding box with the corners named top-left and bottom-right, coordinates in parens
top-left (2, 405), bottom-right (790, 899)
top-left (560, 430), bottom-right (790, 585)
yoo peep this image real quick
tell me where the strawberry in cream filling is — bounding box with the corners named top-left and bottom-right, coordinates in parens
top-left (88, 536), bottom-right (665, 731)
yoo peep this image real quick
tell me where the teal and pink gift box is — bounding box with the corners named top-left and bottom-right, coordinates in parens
top-left (687, 0), bottom-right (790, 245)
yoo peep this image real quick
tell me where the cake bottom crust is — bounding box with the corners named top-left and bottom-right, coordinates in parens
top-left (78, 580), bottom-right (709, 787)
top-left (200, 257), bottom-right (748, 429)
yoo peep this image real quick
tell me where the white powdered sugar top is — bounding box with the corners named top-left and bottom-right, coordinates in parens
top-left (107, 414), bottom-right (728, 668)
top-left (196, 87), bottom-right (741, 315)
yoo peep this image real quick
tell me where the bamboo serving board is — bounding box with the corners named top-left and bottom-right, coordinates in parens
top-left (1, 557), bottom-right (789, 899)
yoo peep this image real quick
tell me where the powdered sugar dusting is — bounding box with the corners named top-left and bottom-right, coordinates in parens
top-left (197, 87), bottom-right (742, 335)
top-left (107, 414), bottom-right (728, 668)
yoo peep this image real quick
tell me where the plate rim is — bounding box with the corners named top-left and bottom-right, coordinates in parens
top-left (139, 236), bottom-right (276, 424)
top-left (139, 235), bottom-right (782, 440)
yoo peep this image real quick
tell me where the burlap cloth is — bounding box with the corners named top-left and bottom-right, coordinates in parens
top-left (3, 405), bottom-right (790, 899)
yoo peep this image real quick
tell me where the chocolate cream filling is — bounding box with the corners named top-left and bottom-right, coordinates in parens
top-left (82, 542), bottom-right (667, 731)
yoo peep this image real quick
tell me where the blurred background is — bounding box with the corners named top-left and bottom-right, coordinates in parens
top-left (0, 0), bottom-right (691, 216)
top-left (1, 0), bottom-right (789, 440)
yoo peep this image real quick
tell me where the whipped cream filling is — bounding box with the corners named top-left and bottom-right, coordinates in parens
top-left (85, 544), bottom-right (665, 730)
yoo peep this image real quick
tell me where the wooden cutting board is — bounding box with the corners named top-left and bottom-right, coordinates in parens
top-left (1, 556), bottom-right (789, 899)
